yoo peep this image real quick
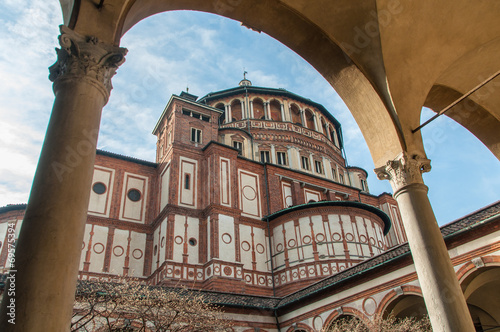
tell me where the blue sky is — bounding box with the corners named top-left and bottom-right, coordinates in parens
top-left (1, 1), bottom-right (499, 225)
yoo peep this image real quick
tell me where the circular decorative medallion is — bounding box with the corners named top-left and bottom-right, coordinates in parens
top-left (245, 274), bottom-right (252, 282)
top-left (223, 266), bottom-right (232, 276)
top-left (316, 233), bottom-right (325, 242)
top-left (242, 185), bottom-right (257, 201)
top-left (188, 271), bottom-right (195, 278)
top-left (113, 246), bottom-right (124, 257)
top-left (369, 238), bottom-right (376, 245)
top-left (174, 269), bottom-right (181, 276)
top-left (345, 233), bottom-right (354, 241)
top-left (292, 272), bottom-right (298, 278)
top-left (221, 233), bottom-right (232, 244)
top-left (132, 249), bottom-right (143, 259)
top-left (288, 239), bottom-right (296, 248)
top-left (332, 232), bottom-right (342, 241)
top-left (363, 297), bottom-right (377, 316)
top-left (241, 241), bottom-right (251, 251)
top-left (175, 236), bottom-right (183, 245)
top-left (313, 316), bottom-right (324, 331)
top-left (276, 243), bottom-right (284, 252)
top-left (93, 243), bottom-right (105, 254)
top-left (256, 243), bottom-right (265, 254)
top-left (127, 189), bottom-right (142, 202)
top-left (302, 235), bottom-right (312, 244)
top-left (359, 234), bottom-right (367, 243)
top-left (92, 182), bottom-right (106, 195)
top-left (259, 276), bottom-right (265, 285)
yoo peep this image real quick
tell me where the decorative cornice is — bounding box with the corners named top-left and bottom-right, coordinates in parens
top-left (49, 25), bottom-right (127, 102)
top-left (374, 152), bottom-right (431, 193)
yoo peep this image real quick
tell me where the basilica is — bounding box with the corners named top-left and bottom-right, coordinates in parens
top-left (1, 80), bottom-right (499, 331)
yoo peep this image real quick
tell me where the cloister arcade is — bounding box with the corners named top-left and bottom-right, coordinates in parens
top-left (1, 1), bottom-right (499, 331)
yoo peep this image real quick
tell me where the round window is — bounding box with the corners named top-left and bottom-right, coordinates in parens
top-left (92, 182), bottom-right (106, 195)
top-left (188, 238), bottom-right (197, 246)
top-left (127, 189), bottom-right (141, 202)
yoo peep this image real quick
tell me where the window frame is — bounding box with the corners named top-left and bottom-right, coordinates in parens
top-left (314, 160), bottom-right (323, 174)
top-left (301, 156), bottom-right (310, 171)
top-left (277, 151), bottom-right (287, 166)
top-left (260, 150), bottom-right (270, 163)
top-left (190, 128), bottom-right (202, 143)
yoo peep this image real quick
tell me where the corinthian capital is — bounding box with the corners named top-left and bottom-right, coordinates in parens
top-left (374, 152), bottom-right (431, 193)
top-left (49, 25), bottom-right (127, 101)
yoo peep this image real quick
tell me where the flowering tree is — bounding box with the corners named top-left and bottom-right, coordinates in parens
top-left (324, 314), bottom-right (432, 332)
top-left (71, 278), bottom-right (233, 332)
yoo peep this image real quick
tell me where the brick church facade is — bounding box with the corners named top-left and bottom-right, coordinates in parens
top-left (1, 80), bottom-right (499, 331)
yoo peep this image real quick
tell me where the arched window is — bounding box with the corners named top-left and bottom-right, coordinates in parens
top-left (290, 104), bottom-right (302, 125)
top-left (269, 100), bottom-right (282, 121)
top-left (304, 109), bottom-right (315, 130)
top-left (252, 98), bottom-right (265, 119)
top-left (321, 118), bottom-right (329, 136)
top-left (231, 99), bottom-right (242, 121)
top-left (215, 103), bottom-right (225, 124)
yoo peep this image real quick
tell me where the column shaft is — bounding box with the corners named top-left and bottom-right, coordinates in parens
top-left (0, 26), bottom-right (126, 332)
top-left (376, 153), bottom-right (475, 332)
top-left (394, 183), bottom-right (474, 331)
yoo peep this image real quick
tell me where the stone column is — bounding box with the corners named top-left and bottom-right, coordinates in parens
top-left (375, 153), bottom-right (475, 332)
top-left (249, 100), bottom-right (254, 119)
top-left (0, 26), bottom-right (126, 332)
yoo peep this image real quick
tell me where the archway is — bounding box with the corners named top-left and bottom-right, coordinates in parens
top-left (461, 267), bottom-right (500, 331)
top-left (3, 1), bottom-right (498, 331)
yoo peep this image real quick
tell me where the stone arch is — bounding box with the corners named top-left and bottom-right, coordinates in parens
top-left (230, 99), bottom-right (243, 122)
top-left (215, 102), bottom-right (226, 124)
top-left (460, 262), bottom-right (500, 330)
top-left (323, 307), bottom-right (369, 330)
top-left (423, 37), bottom-right (500, 161)
top-left (252, 97), bottom-right (265, 120)
top-left (376, 286), bottom-right (427, 320)
top-left (290, 104), bottom-right (302, 126)
top-left (269, 99), bottom-right (282, 121)
top-left (285, 322), bottom-right (313, 332)
top-left (320, 117), bottom-right (328, 136)
top-left (65, 0), bottom-right (406, 166)
top-left (304, 108), bottom-right (315, 130)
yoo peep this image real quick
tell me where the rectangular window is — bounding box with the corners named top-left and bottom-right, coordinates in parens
top-left (301, 156), bottom-right (310, 171)
top-left (191, 128), bottom-right (202, 143)
top-left (277, 152), bottom-right (287, 165)
top-left (339, 173), bottom-right (344, 184)
top-left (260, 151), bottom-right (270, 163)
top-left (184, 174), bottom-right (190, 190)
top-left (233, 141), bottom-right (243, 155)
top-left (315, 160), bottom-right (323, 174)
top-left (331, 168), bottom-right (337, 181)
top-left (183, 109), bottom-right (210, 122)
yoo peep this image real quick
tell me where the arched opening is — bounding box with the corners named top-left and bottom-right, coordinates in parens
top-left (253, 98), bottom-right (265, 119)
top-left (382, 294), bottom-right (428, 320)
top-left (290, 104), bottom-right (302, 126)
top-left (215, 102), bottom-right (225, 124)
top-left (304, 109), bottom-right (315, 130)
top-left (461, 267), bottom-right (500, 331)
top-left (231, 99), bottom-right (242, 122)
top-left (321, 117), bottom-right (328, 137)
top-left (269, 100), bottom-right (282, 121)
